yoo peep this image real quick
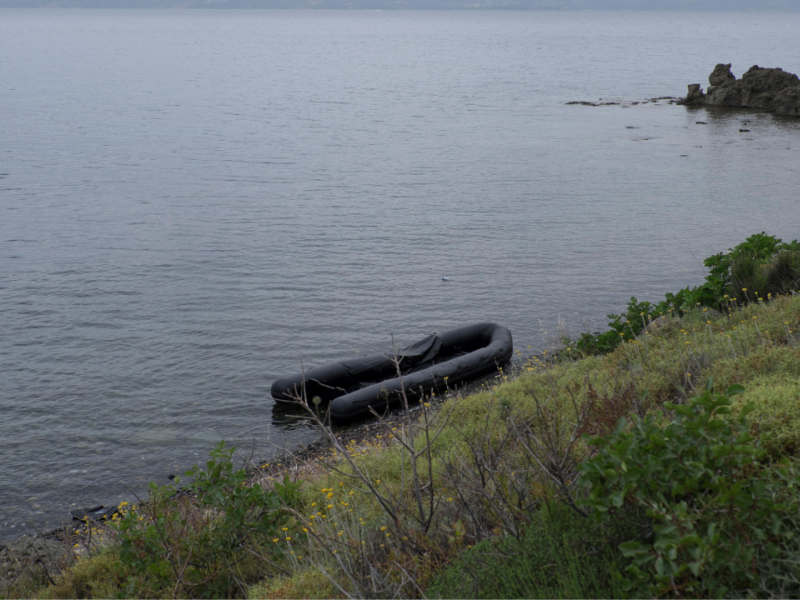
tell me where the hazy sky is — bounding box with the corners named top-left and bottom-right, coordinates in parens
top-left (1, 0), bottom-right (799, 9)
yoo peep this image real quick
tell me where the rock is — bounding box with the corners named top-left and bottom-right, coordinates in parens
top-left (565, 100), bottom-right (620, 106)
top-left (0, 535), bottom-right (74, 595)
top-left (70, 504), bottom-right (118, 522)
top-left (686, 83), bottom-right (704, 104)
top-left (566, 96), bottom-right (681, 108)
top-left (740, 65), bottom-right (800, 109)
top-left (774, 85), bottom-right (800, 117)
top-left (709, 63), bottom-right (736, 87)
top-left (681, 63), bottom-right (800, 117)
top-left (707, 84), bottom-right (741, 107)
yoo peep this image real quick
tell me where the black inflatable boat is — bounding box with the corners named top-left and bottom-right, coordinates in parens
top-left (270, 322), bottom-right (513, 424)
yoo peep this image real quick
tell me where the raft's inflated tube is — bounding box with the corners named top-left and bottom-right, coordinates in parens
top-left (270, 322), bottom-right (513, 424)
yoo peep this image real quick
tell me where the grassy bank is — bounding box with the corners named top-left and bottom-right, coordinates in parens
top-left (9, 234), bottom-right (800, 599)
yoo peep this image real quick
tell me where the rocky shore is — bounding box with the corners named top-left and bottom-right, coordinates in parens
top-left (565, 96), bottom-right (681, 107)
top-left (680, 63), bottom-right (800, 117)
top-left (565, 63), bottom-right (800, 119)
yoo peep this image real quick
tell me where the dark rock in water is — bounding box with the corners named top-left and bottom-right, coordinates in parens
top-left (680, 63), bottom-right (800, 118)
top-left (686, 83), bottom-right (704, 105)
top-left (70, 504), bottom-right (118, 522)
top-left (708, 84), bottom-right (741, 108)
top-left (774, 85), bottom-right (800, 117)
top-left (567, 96), bottom-right (680, 108)
top-left (709, 63), bottom-right (736, 87)
top-left (565, 100), bottom-right (620, 106)
top-left (740, 66), bottom-right (800, 112)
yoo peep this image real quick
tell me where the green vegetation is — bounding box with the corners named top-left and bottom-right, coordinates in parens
top-left (426, 502), bottom-right (631, 599)
top-left (573, 232), bottom-right (800, 356)
top-left (113, 442), bottom-right (301, 598)
top-left (26, 233), bottom-right (800, 599)
top-left (580, 381), bottom-right (800, 598)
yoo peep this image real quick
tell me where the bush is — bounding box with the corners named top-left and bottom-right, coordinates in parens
top-left (769, 250), bottom-right (800, 296)
top-left (571, 233), bottom-right (800, 357)
top-left (114, 441), bottom-right (301, 598)
top-left (694, 232), bottom-right (799, 308)
top-left (36, 547), bottom-right (128, 600)
top-left (574, 297), bottom-right (659, 356)
top-left (578, 380), bottom-right (800, 598)
top-left (729, 254), bottom-right (771, 303)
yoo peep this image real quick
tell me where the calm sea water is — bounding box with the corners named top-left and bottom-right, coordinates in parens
top-left (1, 9), bottom-right (799, 539)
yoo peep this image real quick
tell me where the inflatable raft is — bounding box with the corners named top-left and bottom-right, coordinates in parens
top-left (270, 322), bottom-right (513, 424)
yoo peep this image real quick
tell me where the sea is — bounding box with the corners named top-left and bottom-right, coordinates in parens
top-left (1, 8), bottom-right (799, 540)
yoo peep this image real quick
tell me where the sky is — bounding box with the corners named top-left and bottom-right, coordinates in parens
top-left (1, 0), bottom-right (799, 9)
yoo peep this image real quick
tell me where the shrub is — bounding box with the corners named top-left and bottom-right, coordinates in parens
top-left (572, 233), bottom-right (800, 357)
top-left (578, 380), bottom-right (800, 598)
top-left (769, 250), bottom-right (800, 296)
top-left (699, 232), bottom-right (799, 307)
top-left (575, 297), bottom-right (663, 356)
top-left (114, 441), bottom-right (300, 598)
top-left (729, 254), bottom-right (771, 303)
top-left (732, 372), bottom-right (800, 457)
top-left (36, 547), bottom-right (128, 600)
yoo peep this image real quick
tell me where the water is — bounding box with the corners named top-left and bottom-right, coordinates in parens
top-left (1, 9), bottom-right (799, 540)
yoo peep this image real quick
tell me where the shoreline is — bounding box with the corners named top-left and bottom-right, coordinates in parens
top-left (5, 282), bottom-right (800, 597)
top-left (1, 366), bottom-right (516, 590)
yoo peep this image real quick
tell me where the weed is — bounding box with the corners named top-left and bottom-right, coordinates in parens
top-left (427, 502), bottom-right (629, 599)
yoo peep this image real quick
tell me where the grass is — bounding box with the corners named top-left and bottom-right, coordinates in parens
top-left (25, 291), bottom-right (800, 599)
top-left (246, 567), bottom-right (338, 599)
top-left (35, 547), bottom-right (129, 600)
top-left (426, 502), bottom-right (631, 599)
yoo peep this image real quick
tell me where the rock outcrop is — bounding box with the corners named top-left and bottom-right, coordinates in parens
top-left (681, 63), bottom-right (800, 117)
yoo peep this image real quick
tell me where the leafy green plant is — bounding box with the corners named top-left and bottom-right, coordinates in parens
top-left (187, 441), bottom-right (301, 546)
top-left (114, 441), bottom-right (300, 598)
top-left (570, 233), bottom-right (800, 357)
top-left (696, 232), bottom-right (799, 309)
top-left (578, 380), bottom-right (800, 598)
top-left (575, 297), bottom-right (662, 356)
